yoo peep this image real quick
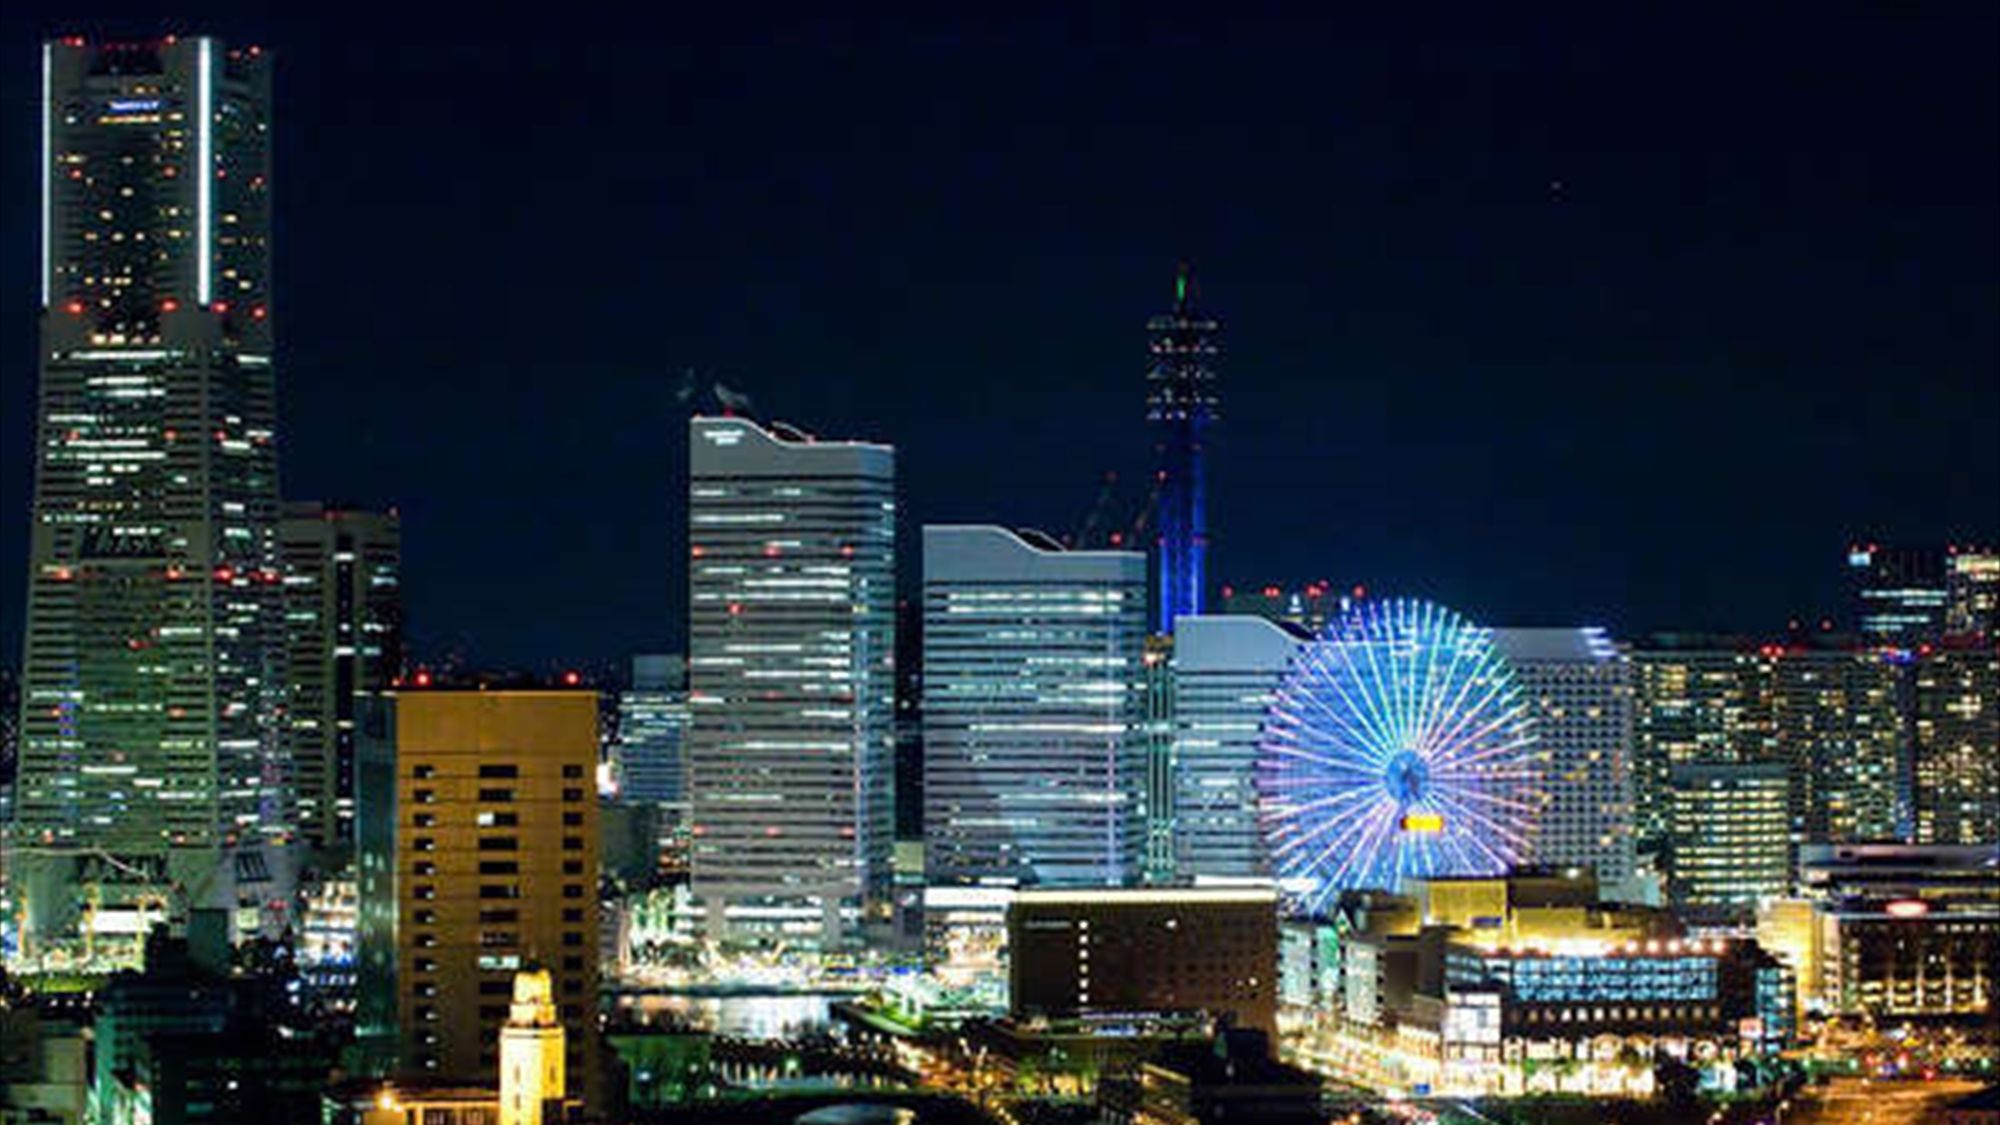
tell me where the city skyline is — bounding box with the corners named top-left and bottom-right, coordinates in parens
top-left (1, 9), bottom-right (1996, 671)
top-left (0, 18), bottom-right (1994, 1123)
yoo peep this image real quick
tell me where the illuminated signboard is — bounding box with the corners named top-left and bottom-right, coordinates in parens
top-left (1401, 812), bottom-right (1445, 833)
top-left (106, 98), bottom-right (162, 113)
top-left (1884, 899), bottom-right (1930, 918)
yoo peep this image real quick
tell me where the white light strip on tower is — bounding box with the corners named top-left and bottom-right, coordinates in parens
top-left (42, 42), bottom-right (51, 307)
top-left (197, 37), bottom-right (213, 305)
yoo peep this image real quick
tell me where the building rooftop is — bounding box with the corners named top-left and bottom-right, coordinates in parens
top-left (1490, 627), bottom-right (1618, 662)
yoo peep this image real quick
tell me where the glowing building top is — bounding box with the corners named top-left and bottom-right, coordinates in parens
top-left (1147, 265), bottom-right (1220, 634)
top-left (499, 969), bottom-right (565, 1125)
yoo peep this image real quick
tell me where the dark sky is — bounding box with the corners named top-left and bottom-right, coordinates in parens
top-left (4, 8), bottom-right (1997, 672)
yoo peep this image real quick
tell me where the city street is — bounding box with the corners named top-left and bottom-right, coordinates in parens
top-left (1783, 1077), bottom-right (1987, 1124)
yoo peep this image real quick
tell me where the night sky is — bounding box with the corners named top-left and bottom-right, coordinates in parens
top-left (3, 8), bottom-right (1996, 672)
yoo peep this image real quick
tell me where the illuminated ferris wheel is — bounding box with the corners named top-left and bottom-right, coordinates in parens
top-left (1256, 598), bottom-right (1543, 913)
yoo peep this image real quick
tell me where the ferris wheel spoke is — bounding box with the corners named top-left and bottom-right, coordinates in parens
top-left (1428, 787), bottom-right (1537, 860)
top-left (1293, 650), bottom-right (1401, 764)
top-left (1408, 629), bottom-right (1498, 759)
top-left (1281, 692), bottom-right (1388, 768)
top-left (1407, 609), bottom-right (1465, 755)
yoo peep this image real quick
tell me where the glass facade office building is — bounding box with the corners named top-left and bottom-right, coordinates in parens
top-left (1168, 614), bottom-right (1310, 881)
top-left (613, 654), bottom-right (689, 806)
top-left (922, 526), bottom-right (1147, 886)
top-left (686, 417), bottom-right (895, 948)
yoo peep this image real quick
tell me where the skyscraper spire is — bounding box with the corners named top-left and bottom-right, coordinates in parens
top-left (1147, 265), bottom-right (1220, 634)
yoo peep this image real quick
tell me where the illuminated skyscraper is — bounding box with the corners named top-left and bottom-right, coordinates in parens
top-left (1847, 543), bottom-right (1948, 644)
top-left (1912, 646), bottom-right (1999, 845)
top-left (1147, 266), bottom-right (1219, 635)
top-left (11, 36), bottom-right (282, 956)
top-left (1631, 646), bottom-right (1775, 851)
top-left (1633, 642), bottom-right (1907, 854)
top-left (1169, 614), bottom-right (1311, 881)
top-left (1492, 628), bottom-right (1636, 889)
top-left (609, 654), bottom-right (690, 880)
top-left (1771, 650), bottom-right (1904, 845)
top-left (1945, 547), bottom-right (1999, 640)
top-left (1667, 762), bottom-right (1792, 916)
top-left (687, 417), bottom-right (895, 947)
top-left (281, 502), bottom-right (402, 850)
top-left (611, 655), bottom-right (688, 806)
top-left (922, 526), bottom-right (1147, 886)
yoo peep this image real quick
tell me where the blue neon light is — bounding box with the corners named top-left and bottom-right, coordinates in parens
top-left (1256, 598), bottom-right (1543, 910)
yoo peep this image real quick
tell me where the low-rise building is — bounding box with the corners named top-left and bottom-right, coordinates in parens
top-left (1761, 844), bottom-right (1999, 1020)
top-left (1009, 888), bottom-right (1278, 1038)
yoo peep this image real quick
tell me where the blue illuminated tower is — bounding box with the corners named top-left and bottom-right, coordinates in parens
top-left (1147, 265), bottom-right (1220, 634)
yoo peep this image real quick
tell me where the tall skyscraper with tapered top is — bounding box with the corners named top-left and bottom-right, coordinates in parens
top-left (10, 36), bottom-right (283, 961)
top-left (1148, 266), bottom-right (1219, 635)
top-left (687, 417), bottom-right (896, 949)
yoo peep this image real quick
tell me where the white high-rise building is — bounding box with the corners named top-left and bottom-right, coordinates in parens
top-left (922, 526), bottom-right (1147, 886)
top-left (1169, 615), bottom-right (1312, 881)
top-left (1492, 628), bottom-right (1637, 891)
top-left (687, 417), bottom-right (895, 948)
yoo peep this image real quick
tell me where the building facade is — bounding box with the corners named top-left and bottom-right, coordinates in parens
top-left (12, 36), bottom-right (284, 959)
top-left (1848, 543), bottom-right (1949, 644)
top-left (687, 417), bottom-right (895, 947)
top-left (1491, 629), bottom-right (1636, 889)
top-left (1666, 763), bottom-right (1791, 916)
top-left (1630, 646), bottom-right (1775, 852)
top-left (1169, 615), bottom-right (1311, 881)
top-left (355, 691), bottom-right (599, 1092)
top-left (1772, 651), bottom-right (1904, 846)
top-left (281, 502), bottom-right (402, 850)
top-left (1912, 646), bottom-right (1999, 846)
top-left (1440, 938), bottom-right (1793, 1096)
top-left (611, 655), bottom-right (688, 807)
top-left (1008, 887), bottom-right (1279, 1036)
top-left (1945, 548), bottom-right (1999, 640)
top-left (1767, 844), bottom-right (2000, 1019)
top-left (1632, 643), bottom-right (1908, 855)
top-left (922, 525), bottom-right (1147, 886)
